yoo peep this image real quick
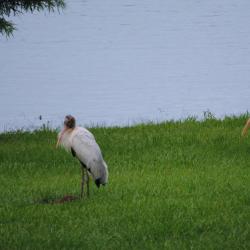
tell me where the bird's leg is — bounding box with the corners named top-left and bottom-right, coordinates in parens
top-left (80, 165), bottom-right (85, 198)
top-left (86, 169), bottom-right (90, 197)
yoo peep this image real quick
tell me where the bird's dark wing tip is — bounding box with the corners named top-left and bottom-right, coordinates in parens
top-left (95, 178), bottom-right (101, 188)
top-left (71, 148), bottom-right (76, 157)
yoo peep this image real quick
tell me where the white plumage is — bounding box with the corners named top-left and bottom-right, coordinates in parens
top-left (58, 127), bottom-right (108, 185)
top-left (57, 115), bottom-right (108, 197)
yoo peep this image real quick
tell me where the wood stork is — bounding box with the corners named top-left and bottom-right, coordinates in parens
top-left (242, 118), bottom-right (250, 137)
top-left (56, 115), bottom-right (108, 198)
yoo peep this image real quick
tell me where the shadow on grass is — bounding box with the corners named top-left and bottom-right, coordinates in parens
top-left (37, 195), bottom-right (79, 205)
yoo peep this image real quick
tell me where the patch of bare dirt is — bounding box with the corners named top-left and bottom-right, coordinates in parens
top-left (38, 195), bottom-right (79, 204)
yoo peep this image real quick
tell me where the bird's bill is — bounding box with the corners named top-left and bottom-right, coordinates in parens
top-left (242, 119), bottom-right (250, 137)
top-left (56, 127), bottom-right (67, 148)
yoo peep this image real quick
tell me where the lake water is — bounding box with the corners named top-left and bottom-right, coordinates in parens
top-left (1, 0), bottom-right (250, 131)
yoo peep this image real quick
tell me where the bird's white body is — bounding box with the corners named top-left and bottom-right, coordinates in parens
top-left (58, 127), bottom-right (108, 185)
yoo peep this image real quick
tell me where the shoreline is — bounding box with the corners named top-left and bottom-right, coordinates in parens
top-left (0, 112), bottom-right (249, 134)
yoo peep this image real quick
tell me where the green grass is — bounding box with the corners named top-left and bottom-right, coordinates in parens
top-left (0, 115), bottom-right (250, 249)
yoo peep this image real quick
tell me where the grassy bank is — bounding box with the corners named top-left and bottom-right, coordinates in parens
top-left (0, 115), bottom-right (250, 249)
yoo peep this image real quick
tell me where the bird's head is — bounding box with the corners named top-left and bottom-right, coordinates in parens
top-left (64, 115), bottom-right (76, 129)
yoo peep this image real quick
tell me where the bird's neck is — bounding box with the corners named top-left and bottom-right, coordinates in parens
top-left (56, 127), bottom-right (75, 147)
